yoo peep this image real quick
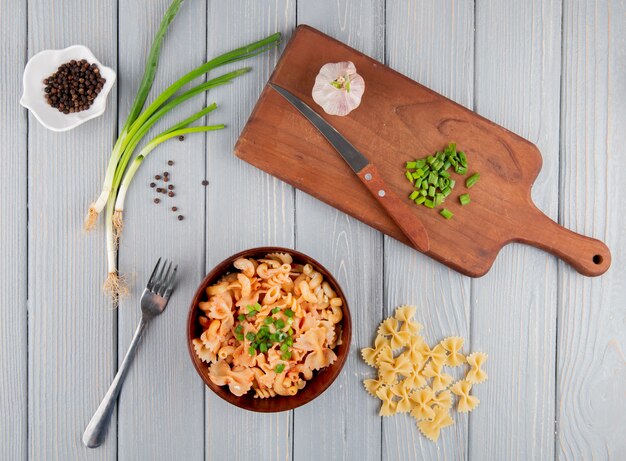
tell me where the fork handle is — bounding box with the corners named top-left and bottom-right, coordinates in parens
top-left (83, 316), bottom-right (150, 448)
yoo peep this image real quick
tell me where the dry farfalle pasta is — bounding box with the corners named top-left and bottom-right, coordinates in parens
top-left (361, 306), bottom-right (488, 442)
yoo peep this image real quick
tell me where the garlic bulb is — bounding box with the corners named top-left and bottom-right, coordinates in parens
top-left (312, 61), bottom-right (365, 116)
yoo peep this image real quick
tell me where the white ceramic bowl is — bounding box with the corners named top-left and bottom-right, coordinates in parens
top-left (20, 45), bottom-right (116, 132)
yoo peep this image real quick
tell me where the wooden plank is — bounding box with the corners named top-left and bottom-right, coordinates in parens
top-left (27, 0), bottom-right (117, 459)
top-left (383, 1), bottom-right (473, 459)
top-left (557, 0), bottom-right (626, 458)
top-left (293, 2), bottom-right (385, 461)
top-left (116, 1), bottom-right (206, 459)
top-left (0, 0), bottom-right (27, 459)
top-left (470, 1), bottom-right (561, 459)
top-left (205, 2), bottom-right (295, 460)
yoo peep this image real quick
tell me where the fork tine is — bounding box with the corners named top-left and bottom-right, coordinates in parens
top-left (158, 261), bottom-right (173, 296)
top-left (163, 265), bottom-right (178, 298)
top-left (152, 259), bottom-right (168, 293)
top-left (146, 257), bottom-right (162, 290)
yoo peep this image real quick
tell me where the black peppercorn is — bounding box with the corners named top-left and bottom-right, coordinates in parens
top-left (42, 59), bottom-right (105, 113)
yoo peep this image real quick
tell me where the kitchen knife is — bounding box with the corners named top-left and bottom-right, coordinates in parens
top-left (270, 83), bottom-right (430, 253)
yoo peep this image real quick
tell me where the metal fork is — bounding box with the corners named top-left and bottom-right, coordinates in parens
top-left (82, 258), bottom-right (177, 449)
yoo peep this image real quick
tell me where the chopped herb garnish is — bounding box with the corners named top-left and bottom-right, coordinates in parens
top-left (271, 307), bottom-right (281, 314)
top-left (235, 324), bottom-right (243, 334)
top-left (259, 342), bottom-right (268, 353)
top-left (246, 332), bottom-right (256, 342)
top-left (404, 142), bottom-right (477, 218)
top-left (280, 343), bottom-right (289, 352)
top-left (275, 364), bottom-right (285, 373)
top-left (235, 333), bottom-right (244, 341)
top-left (275, 318), bottom-right (285, 329)
top-left (466, 173), bottom-right (480, 188)
top-left (264, 317), bottom-right (273, 325)
top-left (248, 346), bottom-right (256, 356)
top-left (281, 351), bottom-right (292, 360)
top-left (440, 208), bottom-right (454, 219)
top-left (284, 309), bottom-right (295, 318)
top-left (237, 314), bottom-right (246, 322)
top-left (286, 337), bottom-right (294, 346)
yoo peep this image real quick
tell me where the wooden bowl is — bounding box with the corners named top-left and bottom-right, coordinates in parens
top-left (186, 247), bottom-right (352, 412)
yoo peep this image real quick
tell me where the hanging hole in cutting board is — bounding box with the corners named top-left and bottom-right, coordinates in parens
top-left (593, 254), bottom-right (603, 265)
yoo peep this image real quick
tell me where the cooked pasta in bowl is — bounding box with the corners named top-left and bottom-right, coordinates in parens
top-left (187, 247), bottom-right (351, 412)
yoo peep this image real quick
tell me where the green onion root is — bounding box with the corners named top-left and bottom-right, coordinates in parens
top-left (103, 196), bottom-right (128, 301)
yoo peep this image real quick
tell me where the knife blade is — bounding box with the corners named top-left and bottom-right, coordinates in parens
top-left (270, 83), bottom-right (430, 253)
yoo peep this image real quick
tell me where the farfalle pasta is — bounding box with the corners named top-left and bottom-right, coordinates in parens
top-left (192, 253), bottom-right (343, 398)
top-left (361, 305), bottom-right (489, 442)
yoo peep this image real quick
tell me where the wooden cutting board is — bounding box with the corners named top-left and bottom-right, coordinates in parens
top-left (235, 25), bottom-right (611, 277)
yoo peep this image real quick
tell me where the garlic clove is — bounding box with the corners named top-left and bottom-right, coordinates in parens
top-left (312, 61), bottom-right (365, 116)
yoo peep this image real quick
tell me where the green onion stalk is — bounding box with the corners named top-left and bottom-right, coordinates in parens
top-left (88, 0), bottom-right (281, 299)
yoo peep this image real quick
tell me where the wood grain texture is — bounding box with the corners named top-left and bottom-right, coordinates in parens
top-left (383, 1), bottom-right (473, 458)
top-left (470, 1), bottom-right (561, 459)
top-left (205, 2), bottom-right (296, 460)
top-left (0, 0), bottom-right (27, 459)
top-left (27, 0), bottom-right (117, 459)
top-left (116, 1), bottom-right (206, 460)
top-left (557, 0), bottom-right (626, 458)
top-left (293, 2), bottom-right (385, 460)
top-left (237, 25), bottom-right (610, 277)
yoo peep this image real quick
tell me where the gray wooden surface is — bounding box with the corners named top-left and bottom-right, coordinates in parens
top-left (1, 0), bottom-right (624, 460)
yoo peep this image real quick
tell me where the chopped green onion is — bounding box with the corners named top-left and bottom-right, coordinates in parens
top-left (275, 364), bottom-right (285, 374)
top-left (246, 332), bottom-right (256, 341)
top-left (455, 165), bottom-right (467, 175)
top-left (466, 173), bottom-right (480, 188)
top-left (275, 318), bottom-right (285, 329)
top-left (247, 305), bottom-right (256, 313)
top-left (264, 317), bottom-right (273, 325)
top-left (416, 159), bottom-right (426, 169)
top-left (280, 343), bottom-right (289, 353)
top-left (405, 171), bottom-right (413, 183)
top-left (424, 199), bottom-right (434, 209)
top-left (248, 346), bottom-right (256, 356)
top-left (237, 314), bottom-right (246, 322)
top-left (271, 307), bottom-right (280, 314)
top-left (409, 190), bottom-right (419, 201)
top-left (415, 196), bottom-right (426, 205)
top-left (235, 324), bottom-right (243, 334)
top-left (284, 309), bottom-right (295, 318)
top-left (406, 161), bottom-right (417, 169)
top-left (287, 328), bottom-right (294, 336)
top-left (428, 186), bottom-right (436, 197)
top-left (440, 208), bottom-right (454, 219)
top-left (259, 343), bottom-right (268, 353)
top-left (253, 302), bottom-right (262, 311)
top-left (235, 333), bottom-right (244, 341)
top-left (459, 193), bottom-right (471, 205)
top-left (286, 337), bottom-right (294, 346)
